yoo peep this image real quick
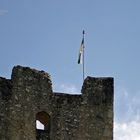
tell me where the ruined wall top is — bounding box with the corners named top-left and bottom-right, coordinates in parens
top-left (12, 65), bottom-right (51, 80)
top-left (0, 65), bottom-right (114, 99)
top-left (82, 76), bottom-right (114, 105)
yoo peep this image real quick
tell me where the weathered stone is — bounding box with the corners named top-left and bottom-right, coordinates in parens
top-left (0, 65), bottom-right (114, 140)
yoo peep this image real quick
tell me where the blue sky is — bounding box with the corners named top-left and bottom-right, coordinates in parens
top-left (0, 1), bottom-right (140, 139)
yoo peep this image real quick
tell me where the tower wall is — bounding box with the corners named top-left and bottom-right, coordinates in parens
top-left (0, 66), bottom-right (114, 140)
top-left (7, 66), bottom-right (52, 140)
top-left (78, 77), bottom-right (114, 140)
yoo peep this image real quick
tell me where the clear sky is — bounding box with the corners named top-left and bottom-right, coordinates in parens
top-left (0, 1), bottom-right (140, 139)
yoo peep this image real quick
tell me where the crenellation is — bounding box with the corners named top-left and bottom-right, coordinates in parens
top-left (82, 76), bottom-right (114, 106)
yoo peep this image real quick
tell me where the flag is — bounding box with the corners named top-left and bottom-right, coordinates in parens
top-left (78, 38), bottom-right (84, 64)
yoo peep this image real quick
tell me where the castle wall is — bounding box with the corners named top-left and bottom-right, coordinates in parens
top-left (0, 66), bottom-right (114, 140)
top-left (77, 77), bottom-right (113, 140)
top-left (7, 66), bottom-right (53, 140)
top-left (0, 77), bottom-right (12, 140)
top-left (50, 93), bottom-right (82, 140)
top-left (50, 77), bottom-right (113, 140)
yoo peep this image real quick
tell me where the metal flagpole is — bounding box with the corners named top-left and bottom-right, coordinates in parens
top-left (82, 30), bottom-right (85, 82)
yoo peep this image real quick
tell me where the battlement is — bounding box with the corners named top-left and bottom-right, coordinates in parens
top-left (0, 65), bottom-right (114, 140)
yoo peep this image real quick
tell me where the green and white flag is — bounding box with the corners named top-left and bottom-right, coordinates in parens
top-left (78, 38), bottom-right (84, 64)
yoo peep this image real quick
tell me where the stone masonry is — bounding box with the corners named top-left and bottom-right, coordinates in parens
top-left (0, 65), bottom-right (114, 140)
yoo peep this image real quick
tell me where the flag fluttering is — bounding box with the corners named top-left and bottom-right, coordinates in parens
top-left (78, 30), bottom-right (85, 82)
top-left (78, 38), bottom-right (84, 64)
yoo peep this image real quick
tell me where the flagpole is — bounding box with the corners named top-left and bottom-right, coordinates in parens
top-left (82, 30), bottom-right (85, 82)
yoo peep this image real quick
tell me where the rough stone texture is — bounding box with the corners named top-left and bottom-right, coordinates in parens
top-left (0, 65), bottom-right (114, 140)
top-left (0, 77), bottom-right (12, 140)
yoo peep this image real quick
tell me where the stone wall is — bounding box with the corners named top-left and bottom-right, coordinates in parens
top-left (0, 77), bottom-right (12, 140)
top-left (7, 66), bottom-right (52, 140)
top-left (0, 65), bottom-right (114, 140)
